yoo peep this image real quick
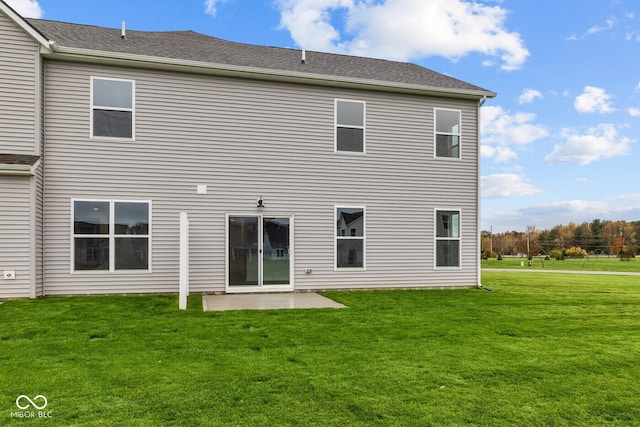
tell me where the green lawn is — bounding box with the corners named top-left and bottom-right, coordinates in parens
top-left (2, 273), bottom-right (640, 426)
top-left (482, 255), bottom-right (640, 272)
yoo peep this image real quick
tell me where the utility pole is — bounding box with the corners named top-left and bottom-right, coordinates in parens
top-left (526, 225), bottom-right (535, 258)
top-left (490, 225), bottom-right (493, 254)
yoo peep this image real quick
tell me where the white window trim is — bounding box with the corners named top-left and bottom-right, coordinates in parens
top-left (434, 107), bottom-right (461, 160)
top-left (434, 208), bottom-right (462, 269)
top-left (90, 76), bottom-right (136, 141)
top-left (335, 99), bottom-right (366, 154)
top-left (71, 199), bottom-right (152, 273)
top-left (334, 205), bottom-right (366, 271)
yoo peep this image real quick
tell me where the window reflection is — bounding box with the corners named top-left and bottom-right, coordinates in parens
top-left (336, 207), bottom-right (365, 268)
top-left (74, 201), bottom-right (109, 234)
top-left (115, 202), bottom-right (149, 234)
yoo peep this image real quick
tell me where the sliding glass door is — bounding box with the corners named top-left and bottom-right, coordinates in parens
top-left (262, 217), bottom-right (290, 285)
top-left (228, 216), bottom-right (260, 286)
top-left (228, 215), bottom-right (291, 289)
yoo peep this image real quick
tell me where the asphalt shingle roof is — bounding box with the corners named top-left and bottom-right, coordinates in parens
top-left (0, 154), bottom-right (40, 165)
top-left (26, 18), bottom-right (492, 95)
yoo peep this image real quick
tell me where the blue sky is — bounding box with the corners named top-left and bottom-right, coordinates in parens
top-left (9, 0), bottom-right (640, 232)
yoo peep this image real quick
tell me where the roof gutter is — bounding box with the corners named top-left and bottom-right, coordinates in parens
top-left (42, 46), bottom-right (497, 100)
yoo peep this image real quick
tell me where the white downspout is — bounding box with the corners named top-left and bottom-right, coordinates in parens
top-left (477, 96), bottom-right (487, 288)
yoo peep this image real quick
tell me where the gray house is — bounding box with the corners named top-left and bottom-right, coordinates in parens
top-left (0, 0), bottom-right (495, 298)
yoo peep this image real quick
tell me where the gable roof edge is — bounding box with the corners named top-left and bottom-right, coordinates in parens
top-left (46, 45), bottom-right (496, 100)
top-left (0, 1), bottom-right (54, 52)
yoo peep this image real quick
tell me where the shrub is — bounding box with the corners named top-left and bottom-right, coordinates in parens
top-left (619, 249), bottom-right (635, 261)
top-left (549, 249), bottom-right (564, 260)
top-left (565, 246), bottom-right (588, 258)
top-left (482, 250), bottom-right (497, 259)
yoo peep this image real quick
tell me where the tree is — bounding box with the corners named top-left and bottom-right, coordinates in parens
top-left (482, 219), bottom-right (640, 258)
top-left (603, 221), bottom-right (620, 255)
top-left (572, 223), bottom-right (592, 251)
top-left (590, 219), bottom-right (606, 254)
top-left (538, 230), bottom-right (552, 253)
top-left (631, 221), bottom-right (640, 254)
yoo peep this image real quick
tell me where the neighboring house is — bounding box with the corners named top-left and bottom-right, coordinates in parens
top-left (0, 0), bottom-right (495, 298)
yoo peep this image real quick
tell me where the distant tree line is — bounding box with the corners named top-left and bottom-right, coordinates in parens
top-left (481, 219), bottom-right (639, 259)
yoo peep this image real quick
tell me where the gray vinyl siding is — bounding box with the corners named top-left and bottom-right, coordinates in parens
top-left (0, 176), bottom-right (32, 298)
top-left (34, 160), bottom-right (44, 297)
top-left (0, 10), bottom-right (42, 298)
top-left (43, 60), bottom-right (479, 295)
top-left (35, 60), bottom-right (45, 297)
top-left (0, 11), bottom-right (39, 155)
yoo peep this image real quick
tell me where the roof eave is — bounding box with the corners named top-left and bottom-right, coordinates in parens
top-left (43, 46), bottom-right (496, 100)
top-left (0, 1), bottom-right (54, 52)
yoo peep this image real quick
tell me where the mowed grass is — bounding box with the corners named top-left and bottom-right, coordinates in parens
top-left (482, 255), bottom-right (640, 272)
top-left (1, 273), bottom-right (639, 426)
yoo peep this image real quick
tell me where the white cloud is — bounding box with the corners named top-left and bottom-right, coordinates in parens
top-left (525, 200), bottom-right (608, 217)
top-left (516, 198), bottom-right (640, 230)
top-left (518, 88), bottom-right (542, 104)
top-left (617, 193), bottom-right (640, 203)
top-left (629, 107), bottom-right (640, 117)
top-left (574, 86), bottom-right (615, 113)
top-left (481, 173), bottom-right (542, 199)
top-left (587, 17), bottom-right (617, 35)
top-left (5, 0), bottom-right (43, 18)
top-left (480, 105), bottom-right (547, 165)
top-left (204, 0), bottom-right (228, 16)
top-left (481, 145), bottom-right (518, 163)
top-left (481, 105), bottom-right (548, 146)
top-left (276, 0), bottom-right (529, 70)
top-left (485, 197), bottom-right (640, 232)
top-left (517, 200), bottom-right (613, 229)
top-left (277, 0), bottom-right (350, 53)
top-left (545, 124), bottom-right (634, 165)
top-left (569, 15), bottom-right (626, 40)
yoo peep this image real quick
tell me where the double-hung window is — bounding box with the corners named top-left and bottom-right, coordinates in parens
top-left (91, 77), bottom-right (135, 139)
top-left (435, 108), bottom-right (461, 158)
top-left (435, 210), bottom-right (461, 267)
top-left (335, 100), bottom-right (365, 153)
top-left (336, 206), bottom-right (365, 269)
top-left (73, 200), bottom-right (150, 272)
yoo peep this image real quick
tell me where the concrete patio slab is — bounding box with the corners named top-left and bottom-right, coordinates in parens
top-left (202, 293), bottom-right (347, 311)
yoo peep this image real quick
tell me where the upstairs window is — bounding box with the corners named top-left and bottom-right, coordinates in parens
top-left (336, 206), bottom-right (365, 269)
top-left (91, 77), bottom-right (135, 139)
top-left (435, 108), bottom-right (461, 158)
top-left (335, 100), bottom-right (365, 153)
top-left (435, 210), bottom-right (461, 268)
